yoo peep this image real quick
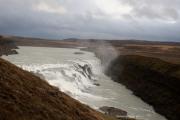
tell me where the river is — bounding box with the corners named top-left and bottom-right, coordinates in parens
top-left (3, 46), bottom-right (167, 120)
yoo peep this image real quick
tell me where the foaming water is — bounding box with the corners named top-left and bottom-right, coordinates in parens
top-left (3, 46), bottom-right (167, 120)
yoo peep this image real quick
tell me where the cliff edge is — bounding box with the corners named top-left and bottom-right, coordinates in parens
top-left (106, 55), bottom-right (180, 120)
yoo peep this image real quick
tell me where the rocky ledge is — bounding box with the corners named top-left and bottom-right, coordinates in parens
top-left (99, 106), bottom-right (135, 120)
top-left (99, 106), bottom-right (127, 117)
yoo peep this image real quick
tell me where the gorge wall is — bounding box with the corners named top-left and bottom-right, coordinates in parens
top-left (106, 55), bottom-right (180, 120)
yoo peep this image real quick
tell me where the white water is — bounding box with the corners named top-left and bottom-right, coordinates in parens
top-left (3, 46), bottom-right (167, 120)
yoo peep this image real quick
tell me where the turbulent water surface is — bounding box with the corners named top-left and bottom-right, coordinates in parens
top-left (3, 46), bottom-right (167, 120)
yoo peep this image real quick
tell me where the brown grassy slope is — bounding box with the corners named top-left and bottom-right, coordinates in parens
top-left (0, 58), bottom-right (104, 120)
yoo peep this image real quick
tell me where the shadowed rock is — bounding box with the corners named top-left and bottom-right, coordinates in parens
top-left (0, 36), bottom-right (18, 56)
top-left (106, 55), bottom-right (180, 120)
top-left (74, 52), bottom-right (84, 55)
top-left (99, 106), bottom-right (127, 117)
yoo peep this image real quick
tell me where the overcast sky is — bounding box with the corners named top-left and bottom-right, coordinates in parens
top-left (0, 0), bottom-right (180, 41)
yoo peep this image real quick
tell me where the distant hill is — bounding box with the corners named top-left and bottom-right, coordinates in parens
top-left (0, 58), bottom-right (106, 120)
top-left (106, 55), bottom-right (180, 120)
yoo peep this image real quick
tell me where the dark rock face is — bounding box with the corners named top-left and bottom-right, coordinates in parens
top-left (99, 106), bottom-right (127, 117)
top-left (0, 36), bottom-right (18, 56)
top-left (106, 55), bottom-right (180, 120)
top-left (74, 52), bottom-right (84, 55)
top-left (76, 64), bottom-right (93, 80)
top-left (93, 83), bottom-right (100, 86)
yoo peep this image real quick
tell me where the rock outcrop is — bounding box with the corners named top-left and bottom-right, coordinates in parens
top-left (0, 36), bottom-right (18, 56)
top-left (99, 106), bottom-right (127, 117)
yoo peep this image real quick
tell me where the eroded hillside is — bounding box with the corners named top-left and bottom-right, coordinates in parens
top-left (0, 58), bottom-right (105, 120)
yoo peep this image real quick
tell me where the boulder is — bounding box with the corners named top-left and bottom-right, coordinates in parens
top-left (99, 106), bottom-right (127, 117)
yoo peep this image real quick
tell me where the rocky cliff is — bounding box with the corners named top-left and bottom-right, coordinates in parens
top-left (0, 35), bottom-right (18, 56)
top-left (106, 55), bottom-right (180, 120)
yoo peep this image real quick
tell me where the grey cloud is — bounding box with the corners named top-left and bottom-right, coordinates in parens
top-left (0, 0), bottom-right (180, 41)
top-left (121, 0), bottom-right (180, 21)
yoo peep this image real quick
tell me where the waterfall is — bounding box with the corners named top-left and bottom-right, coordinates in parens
top-left (19, 59), bottom-right (100, 98)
